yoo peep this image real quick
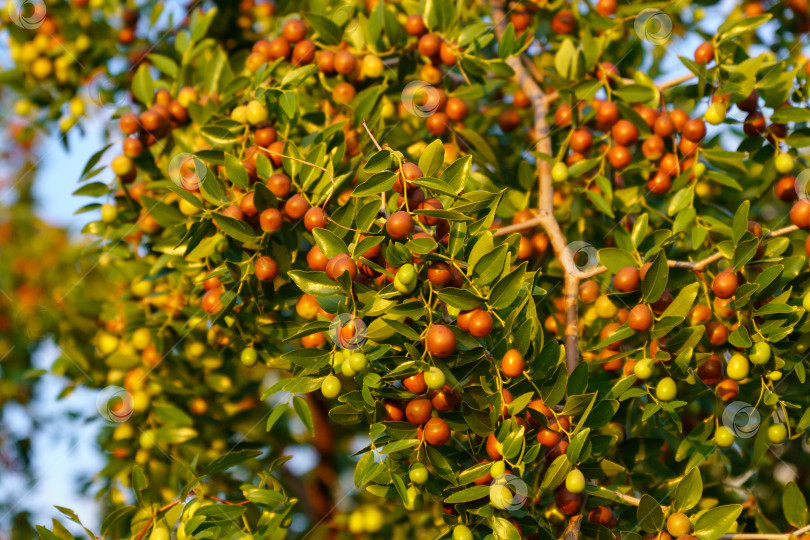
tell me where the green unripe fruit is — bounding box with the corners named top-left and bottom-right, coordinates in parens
top-left (341, 360), bottom-right (357, 377)
top-left (453, 525), bottom-right (474, 540)
top-left (409, 463), bottom-right (429, 484)
top-left (246, 100), bottom-right (268, 125)
top-left (727, 354), bottom-right (749, 381)
top-left (490, 460), bottom-right (506, 479)
top-left (749, 342), bottom-right (771, 365)
top-left (139, 429), bottom-right (156, 450)
top-left (423, 366), bottom-right (446, 389)
top-left (348, 352), bottom-right (368, 371)
top-left (655, 377), bottom-right (677, 402)
top-left (241, 347), bottom-right (258, 366)
top-left (363, 507), bottom-right (384, 532)
top-left (768, 423), bottom-right (787, 444)
top-left (398, 264), bottom-right (417, 285)
top-left (767, 370), bottom-right (783, 381)
top-left (715, 426), bottom-right (734, 447)
top-left (595, 295), bottom-right (618, 318)
top-left (132, 327), bottom-right (151, 350)
top-left (97, 331), bottom-right (120, 355)
top-left (347, 511), bottom-right (364, 533)
top-left (705, 102), bottom-right (726, 125)
top-left (552, 161), bottom-right (569, 182)
top-left (775, 154), bottom-right (794, 174)
top-left (692, 162), bottom-right (706, 178)
top-left (331, 350), bottom-right (344, 367)
top-left (321, 375), bottom-right (341, 398)
top-left (403, 485), bottom-right (420, 511)
top-left (394, 273), bottom-right (417, 294)
top-left (101, 203), bottom-right (118, 223)
top-left (489, 483), bottom-right (513, 509)
top-left (148, 525), bottom-right (169, 540)
top-left (633, 358), bottom-right (653, 380)
top-left (565, 469), bottom-right (585, 493)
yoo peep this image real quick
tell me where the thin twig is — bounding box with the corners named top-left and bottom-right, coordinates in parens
top-left (498, 220), bottom-right (801, 279)
top-left (134, 499), bottom-right (181, 540)
top-left (360, 120), bottom-right (389, 216)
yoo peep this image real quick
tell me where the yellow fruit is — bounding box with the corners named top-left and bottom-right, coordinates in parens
top-left (69, 97), bottom-right (86, 117)
top-left (14, 99), bottom-right (32, 116)
top-left (246, 100), bottom-right (268, 125)
top-left (97, 332), bottom-right (120, 355)
top-left (362, 55), bottom-right (385, 78)
top-left (31, 57), bottom-right (52, 79)
top-left (595, 295), bottom-right (618, 318)
top-left (231, 105), bottom-right (248, 123)
top-left (179, 198), bottom-right (202, 215)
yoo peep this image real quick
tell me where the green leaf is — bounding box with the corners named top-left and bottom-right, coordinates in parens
top-left (147, 54), bottom-right (178, 77)
top-left (642, 250), bottom-right (669, 303)
top-left (631, 213), bottom-right (648, 248)
top-left (674, 468), bottom-right (703, 511)
top-left (490, 262), bottom-right (527, 309)
top-left (288, 271), bottom-right (343, 296)
top-left (418, 139), bottom-right (445, 177)
top-left (444, 485), bottom-right (490, 503)
top-left (364, 150), bottom-right (392, 174)
top-left (303, 13), bottom-right (342, 45)
top-left (472, 243), bottom-right (508, 285)
top-left (225, 153), bottom-right (249, 189)
top-left (661, 282), bottom-right (700, 319)
top-left (441, 155), bottom-right (472, 194)
top-left (313, 228), bottom-right (348, 259)
top-left (352, 171), bottom-right (396, 197)
top-left (292, 396), bottom-right (314, 436)
top-left (637, 494), bottom-right (664, 533)
top-left (555, 38), bottom-right (577, 79)
top-left (732, 201), bottom-right (750, 245)
top-left (783, 481), bottom-right (809, 527)
top-left (694, 505), bottom-right (743, 540)
top-left (73, 182), bottom-right (110, 197)
top-left (132, 64), bottom-right (154, 106)
top-left (266, 404), bottom-right (287, 431)
top-left (436, 288), bottom-right (484, 310)
top-left (717, 14), bottom-right (772, 42)
top-left (540, 455), bottom-right (571, 494)
top-left (212, 214), bottom-right (259, 244)
top-left (771, 106), bottom-right (810, 124)
top-left (598, 248), bottom-right (636, 273)
top-left (614, 84), bottom-right (656, 104)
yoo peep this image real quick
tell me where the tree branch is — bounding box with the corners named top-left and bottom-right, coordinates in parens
top-left (491, 0), bottom-right (583, 371)
top-left (500, 222), bottom-right (801, 280)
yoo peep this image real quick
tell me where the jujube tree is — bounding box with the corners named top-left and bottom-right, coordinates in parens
top-left (2, 0), bottom-right (810, 539)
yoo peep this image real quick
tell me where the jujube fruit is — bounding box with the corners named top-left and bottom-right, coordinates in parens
top-left (501, 349), bottom-right (525, 378)
top-left (405, 398), bottom-right (433, 425)
top-left (426, 324), bottom-right (456, 358)
top-left (254, 256), bottom-right (278, 282)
